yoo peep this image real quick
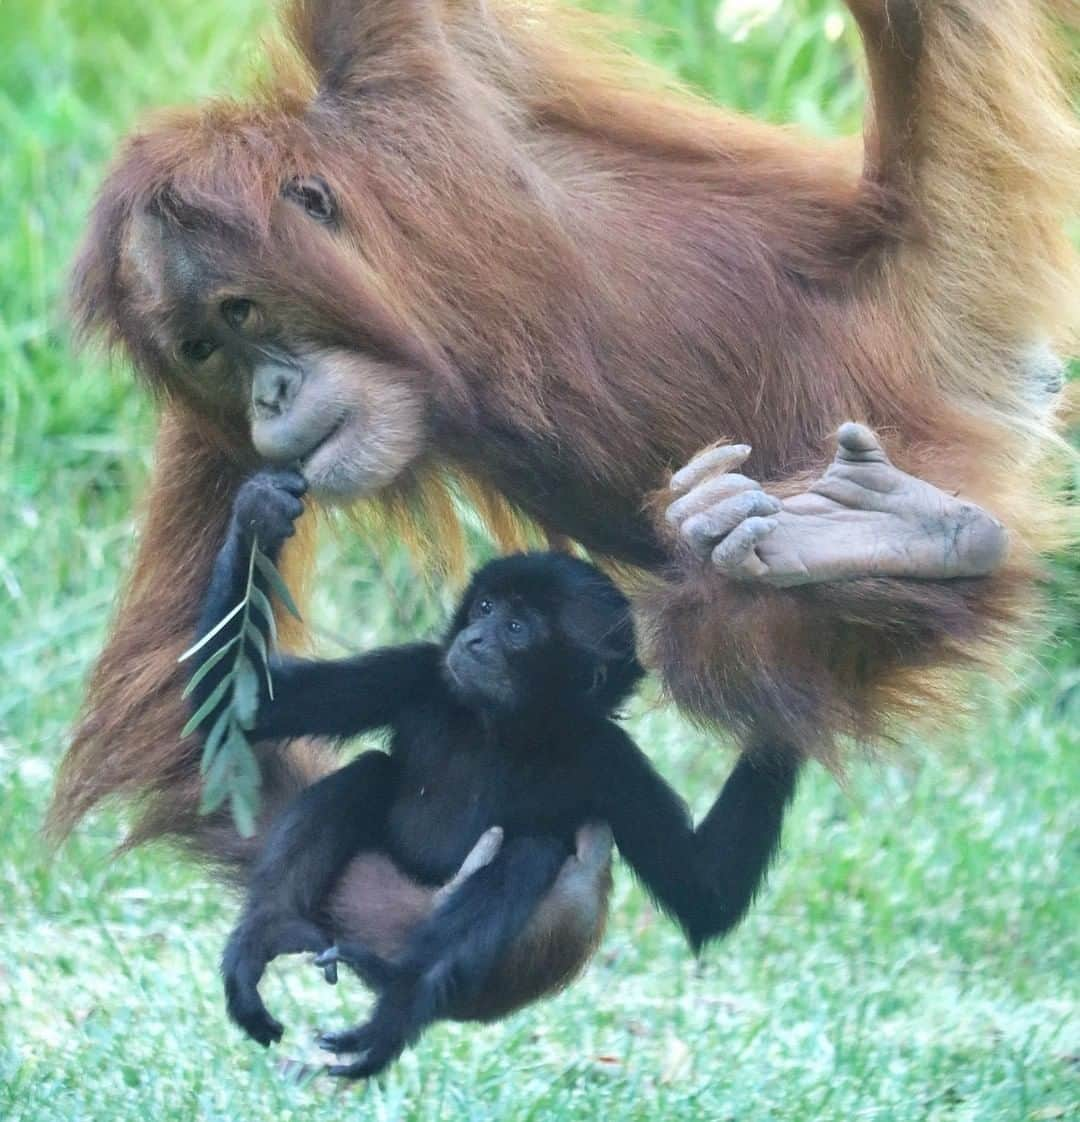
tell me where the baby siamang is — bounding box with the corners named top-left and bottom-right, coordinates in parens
top-left (191, 469), bottom-right (782, 1079)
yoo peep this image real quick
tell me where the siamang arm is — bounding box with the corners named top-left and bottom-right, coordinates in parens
top-left (255, 644), bottom-right (443, 740)
top-left (586, 724), bottom-right (720, 949)
top-left (589, 724), bottom-right (797, 951)
top-left (187, 468), bottom-right (444, 742)
top-left (691, 749), bottom-right (800, 941)
top-left (187, 468), bottom-right (305, 729)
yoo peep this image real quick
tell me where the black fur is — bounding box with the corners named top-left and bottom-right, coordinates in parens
top-left (191, 470), bottom-right (797, 1077)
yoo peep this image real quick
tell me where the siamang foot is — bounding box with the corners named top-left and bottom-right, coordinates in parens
top-left (222, 915), bottom-right (332, 1046)
top-left (317, 1020), bottom-right (407, 1080)
top-left (223, 956), bottom-right (285, 1047)
top-left (667, 423), bottom-right (1007, 587)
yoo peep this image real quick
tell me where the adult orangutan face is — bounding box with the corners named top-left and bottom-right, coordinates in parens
top-left (93, 170), bottom-right (436, 503)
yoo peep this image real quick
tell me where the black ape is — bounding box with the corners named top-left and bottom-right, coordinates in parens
top-left (191, 470), bottom-right (795, 1079)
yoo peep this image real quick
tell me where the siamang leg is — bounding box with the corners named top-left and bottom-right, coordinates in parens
top-left (317, 836), bottom-right (567, 1079)
top-left (694, 750), bottom-right (801, 939)
top-left (312, 826), bottom-right (507, 993)
top-left (223, 752), bottom-right (396, 1046)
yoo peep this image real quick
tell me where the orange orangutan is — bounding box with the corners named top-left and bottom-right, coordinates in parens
top-left (50, 0), bottom-right (1076, 1020)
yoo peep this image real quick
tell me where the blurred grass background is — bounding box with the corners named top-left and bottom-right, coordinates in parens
top-left (0, 1), bottom-right (1076, 1119)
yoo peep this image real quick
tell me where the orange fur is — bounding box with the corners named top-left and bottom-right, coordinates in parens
top-left (50, 0), bottom-right (1077, 1003)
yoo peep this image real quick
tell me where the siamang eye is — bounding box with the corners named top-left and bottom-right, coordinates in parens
top-left (477, 599), bottom-right (494, 616)
top-left (181, 339), bottom-right (218, 364)
top-left (507, 619), bottom-right (523, 635)
top-left (282, 175), bottom-right (337, 223)
top-left (221, 298), bottom-right (253, 328)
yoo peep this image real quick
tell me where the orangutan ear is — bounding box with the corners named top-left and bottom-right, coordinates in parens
top-left (70, 189), bottom-right (128, 347)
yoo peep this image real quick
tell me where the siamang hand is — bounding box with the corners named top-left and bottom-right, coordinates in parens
top-left (231, 468), bottom-right (307, 558)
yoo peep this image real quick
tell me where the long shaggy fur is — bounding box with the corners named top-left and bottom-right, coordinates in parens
top-left (51, 0), bottom-right (1076, 872)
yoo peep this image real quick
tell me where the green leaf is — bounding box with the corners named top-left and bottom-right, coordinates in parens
top-left (198, 781), bottom-right (229, 817)
top-left (243, 623), bottom-right (275, 701)
top-left (254, 548), bottom-right (303, 621)
top-left (230, 789), bottom-right (258, 838)
top-left (181, 674), bottom-right (231, 739)
top-left (198, 742), bottom-right (232, 815)
top-left (177, 600), bottom-right (245, 662)
top-left (243, 618), bottom-right (269, 663)
top-left (233, 655), bottom-right (260, 731)
top-left (198, 707), bottom-right (233, 777)
top-left (181, 635), bottom-right (240, 699)
top-left (248, 585), bottom-right (279, 650)
top-left (230, 732), bottom-right (262, 795)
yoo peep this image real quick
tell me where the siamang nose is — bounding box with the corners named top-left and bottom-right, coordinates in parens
top-left (252, 362), bottom-right (301, 419)
top-left (461, 624), bottom-right (490, 657)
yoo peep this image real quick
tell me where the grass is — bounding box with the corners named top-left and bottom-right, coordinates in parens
top-left (1, 1), bottom-right (1077, 1119)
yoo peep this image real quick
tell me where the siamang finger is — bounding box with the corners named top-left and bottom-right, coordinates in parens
top-left (312, 946), bottom-right (339, 984)
top-left (316, 1025), bottom-right (369, 1054)
top-left (276, 492), bottom-right (306, 520)
top-left (324, 1035), bottom-right (402, 1080)
top-left (670, 443), bottom-right (751, 493)
top-left (317, 943), bottom-right (401, 989)
top-left (326, 1057), bottom-right (381, 1080)
top-left (257, 512), bottom-right (297, 547)
top-left (274, 468), bottom-right (309, 495)
top-left (314, 946), bottom-right (340, 969)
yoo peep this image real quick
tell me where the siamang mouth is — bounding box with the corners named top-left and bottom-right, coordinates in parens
top-left (443, 648), bottom-right (477, 692)
top-left (443, 648), bottom-right (508, 706)
top-left (442, 653), bottom-right (479, 704)
top-left (443, 654), bottom-right (463, 691)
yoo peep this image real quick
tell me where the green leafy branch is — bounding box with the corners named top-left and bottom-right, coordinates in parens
top-left (177, 540), bottom-right (301, 837)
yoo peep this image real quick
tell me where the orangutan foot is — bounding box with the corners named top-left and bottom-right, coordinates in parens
top-left (666, 423), bottom-right (1008, 587)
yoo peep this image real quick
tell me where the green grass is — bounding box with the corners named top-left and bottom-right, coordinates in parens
top-left (1, 1), bottom-right (1077, 1119)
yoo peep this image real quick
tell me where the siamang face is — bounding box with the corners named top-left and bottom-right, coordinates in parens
top-left (442, 553), bottom-right (644, 717)
top-left (443, 592), bottom-right (551, 710)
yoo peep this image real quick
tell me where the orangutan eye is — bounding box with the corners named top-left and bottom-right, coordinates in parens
top-left (181, 339), bottom-right (218, 363)
top-left (221, 298), bottom-right (253, 328)
top-left (282, 175), bottom-right (337, 224)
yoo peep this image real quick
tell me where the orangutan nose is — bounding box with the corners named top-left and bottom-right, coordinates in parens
top-left (252, 361), bottom-right (301, 420)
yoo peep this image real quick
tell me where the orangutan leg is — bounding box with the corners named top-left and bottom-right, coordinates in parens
top-left (667, 423), bottom-right (1008, 587)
